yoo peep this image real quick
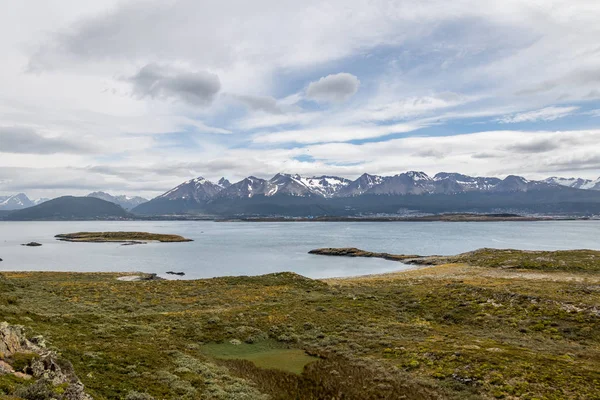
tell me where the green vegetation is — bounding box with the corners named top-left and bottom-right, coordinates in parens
top-left (0, 249), bottom-right (599, 399)
top-left (449, 248), bottom-right (600, 272)
top-left (312, 246), bottom-right (600, 272)
top-left (55, 231), bottom-right (193, 243)
top-left (201, 340), bottom-right (317, 375)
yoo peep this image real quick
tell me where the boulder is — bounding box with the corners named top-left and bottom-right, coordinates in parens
top-left (0, 322), bottom-right (29, 356)
top-left (0, 322), bottom-right (92, 400)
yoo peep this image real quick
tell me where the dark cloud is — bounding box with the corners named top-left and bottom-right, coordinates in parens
top-left (517, 69), bottom-right (600, 96)
top-left (126, 64), bottom-right (221, 106)
top-left (0, 127), bottom-right (94, 154)
top-left (505, 139), bottom-right (560, 153)
top-left (232, 94), bottom-right (282, 114)
top-left (307, 73), bottom-right (360, 103)
top-left (471, 152), bottom-right (501, 159)
top-left (413, 149), bottom-right (447, 158)
top-left (543, 154), bottom-right (600, 172)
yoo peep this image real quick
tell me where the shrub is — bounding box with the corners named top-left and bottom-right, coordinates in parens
top-left (126, 391), bottom-right (156, 400)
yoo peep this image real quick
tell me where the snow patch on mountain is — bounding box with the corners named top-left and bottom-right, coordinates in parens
top-left (545, 177), bottom-right (600, 190)
top-left (0, 193), bottom-right (34, 210)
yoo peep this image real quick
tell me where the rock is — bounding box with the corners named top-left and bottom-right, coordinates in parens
top-left (0, 322), bottom-right (29, 356)
top-left (117, 273), bottom-right (163, 281)
top-left (21, 242), bottom-right (42, 247)
top-left (166, 271), bottom-right (185, 276)
top-left (13, 371), bottom-right (31, 380)
top-left (486, 347), bottom-right (504, 353)
top-left (30, 335), bottom-right (46, 348)
top-left (0, 359), bottom-right (14, 373)
top-left (0, 322), bottom-right (92, 399)
top-left (31, 353), bottom-right (74, 385)
top-left (229, 339), bottom-right (242, 345)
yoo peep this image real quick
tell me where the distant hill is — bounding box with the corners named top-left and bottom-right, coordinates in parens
top-left (3, 196), bottom-right (132, 221)
top-left (0, 210), bottom-right (13, 218)
top-left (87, 191), bottom-right (148, 210)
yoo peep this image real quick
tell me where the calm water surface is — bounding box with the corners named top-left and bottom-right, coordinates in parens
top-left (0, 221), bottom-right (599, 279)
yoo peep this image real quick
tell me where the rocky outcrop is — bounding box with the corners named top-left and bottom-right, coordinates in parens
top-left (117, 273), bottom-right (164, 281)
top-left (0, 321), bottom-right (92, 399)
top-left (0, 322), bottom-right (28, 356)
top-left (309, 247), bottom-right (421, 262)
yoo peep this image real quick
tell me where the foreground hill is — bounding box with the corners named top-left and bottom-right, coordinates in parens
top-left (3, 196), bottom-right (131, 221)
top-left (0, 248), bottom-right (598, 399)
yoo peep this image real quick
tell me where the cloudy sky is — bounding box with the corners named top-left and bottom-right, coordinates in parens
top-left (2, 0), bottom-right (600, 198)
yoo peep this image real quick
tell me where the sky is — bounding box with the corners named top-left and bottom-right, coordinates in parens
top-left (2, 0), bottom-right (600, 199)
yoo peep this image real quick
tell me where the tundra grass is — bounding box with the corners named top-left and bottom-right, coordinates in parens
top-left (0, 249), bottom-right (598, 399)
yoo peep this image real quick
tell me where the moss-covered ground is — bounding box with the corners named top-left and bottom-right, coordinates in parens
top-left (0, 249), bottom-right (599, 399)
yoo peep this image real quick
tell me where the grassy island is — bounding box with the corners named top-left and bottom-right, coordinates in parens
top-left (55, 231), bottom-right (193, 243)
top-left (1, 248), bottom-right (599, 399)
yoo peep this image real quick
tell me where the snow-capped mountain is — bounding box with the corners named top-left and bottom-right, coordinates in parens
top-left (87, 192), bottom-right (148, 210)
top-left (433, 173), bottom-right (501, 192)
top-left (490, 175), bottom-right (532, 192)
top-left (366, 172), bottom-right (432, 195)
top-left (299, 176), bottom-right (351, 198)
top-left (218, 178), bottom-right (232, 188)
top-left (130, 171), bottom-right (600, 216)
top-left (34, 198), bottom-right (51, 205)
top-left (145, 171), bottom-right (564, 204)
top-left (544, 177), bottom-right (600, 191)
top-left (216, 176), bottom-right (271, 198)
top-left (337, 173), bottom-right (384, 196)
top-left (157, 177), bottom-right (226, 202)
top-left (0, 193), bottom-right (34, 210)
top-left (216, 174), bottom-right (350, 199)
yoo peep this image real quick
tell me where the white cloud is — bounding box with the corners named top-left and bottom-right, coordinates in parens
top-left (498, 106), bottom-right (579, 123)
top-left (253, 122), bottom-right (427, 144)
top-left (1, 0), bottom-right (600, 197)
top-left (583, 109), bottom-right (600, 118)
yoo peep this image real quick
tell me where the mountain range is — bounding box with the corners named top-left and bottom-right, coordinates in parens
top-left (0, 192), bottom-right (148, 211)
top-left (2, 172), bottom-right (600, 219)
top-left (131, 172), bottom-right (600, 217)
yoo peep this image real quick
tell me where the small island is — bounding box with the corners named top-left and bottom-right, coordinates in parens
top-left (55, 231), bottom-right (193, 243)
top-left (308, 247), bottom-right (421, 261)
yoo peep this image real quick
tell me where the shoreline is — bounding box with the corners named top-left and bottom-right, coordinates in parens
top-left (2, 214), bottom-right (599, 222)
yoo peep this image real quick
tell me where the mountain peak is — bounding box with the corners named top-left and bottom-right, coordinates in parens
top-left (218, 177), bottom-right (231, 188)
top-left (0, 193), bottom-right (34, 210)
top-left (404, 171), bottom-right (431, 181)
